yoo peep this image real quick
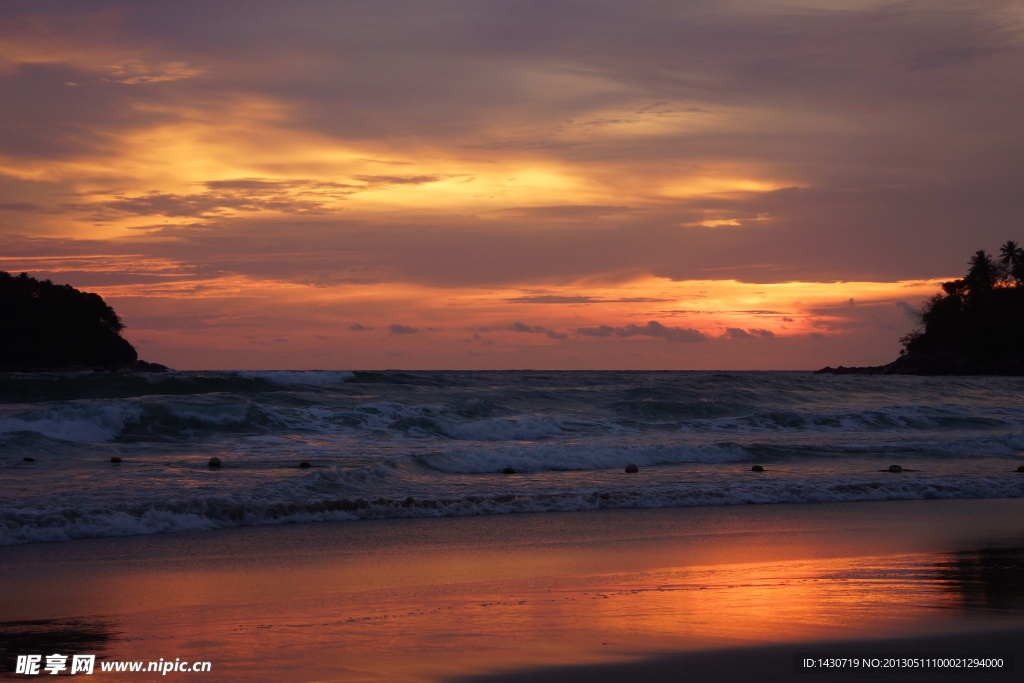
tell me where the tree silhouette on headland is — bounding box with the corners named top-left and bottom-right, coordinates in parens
top-left (823, 242), bottom-right (1024, 375)
top-left (0, 270), bottom-right (139, 370)
top-left (898, 243), bottom-right (1024, 372)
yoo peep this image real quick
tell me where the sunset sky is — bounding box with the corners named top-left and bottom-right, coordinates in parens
top-left (2, 0), bottom-right (1022, 370)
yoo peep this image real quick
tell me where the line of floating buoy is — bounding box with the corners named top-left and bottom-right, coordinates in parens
top-left (173, 458), bottom-right (1024, 475)
top-left (489, 462), bottom-right (1017, 474)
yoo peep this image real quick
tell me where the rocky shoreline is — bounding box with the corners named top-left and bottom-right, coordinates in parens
top-left (817, 353), bottom-right (1024, 376)
top-left (0, 360), bottom-right (171, 373)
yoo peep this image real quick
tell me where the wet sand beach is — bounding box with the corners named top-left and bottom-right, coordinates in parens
top-left (2, 498), bottom-right (1023, 681)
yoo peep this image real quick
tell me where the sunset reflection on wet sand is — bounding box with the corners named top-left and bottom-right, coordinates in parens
top-left (2, 499), bottom-right (1022, 681)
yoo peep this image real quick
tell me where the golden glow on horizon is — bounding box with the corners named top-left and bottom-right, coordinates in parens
top-left (78, 271), bottom-right (945, 348)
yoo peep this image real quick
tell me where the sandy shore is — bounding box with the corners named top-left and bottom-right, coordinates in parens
top-left (2, 498), bottom-right (1024, 681)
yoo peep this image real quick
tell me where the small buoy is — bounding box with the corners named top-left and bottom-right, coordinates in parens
top-left (110, 456), bottom-right (122, 464)
top-left (208, 457), bottom-right (222, 468)
top-left (888, 465), bottom-right (903, 473)
top-left (1017, 465), bottom-right (1024, 472)
top-left (23, 457), bottom-right (35, 462)
top-left (502, 467), bottom-right (516, 474)
top-left (624, 463), bottom-right (639, 473)
top-left (751, 465), bottom-right (764, 472)
top-left (298, 461), bottom-right (311, 468)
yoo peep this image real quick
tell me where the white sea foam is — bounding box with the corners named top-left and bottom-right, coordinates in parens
top-left (418, 441), bottom-right (751, 473)
top-left (437, 416), bottom-right (568, 441)
top-left (235, 370), bottom-right (355, 385)
top-left (0, 403), bottom-right (143, 442)
top-left (4, 474), bottom-right (1024, 546)
top-left (682, 404), bottom-right (1012, 433)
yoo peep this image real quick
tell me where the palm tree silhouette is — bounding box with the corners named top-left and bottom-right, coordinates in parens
top-left (999, 240), bottom-right (1024, 286)
top-left (967, 250), bottom-right (997, 291)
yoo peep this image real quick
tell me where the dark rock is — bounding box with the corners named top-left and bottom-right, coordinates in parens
top-left (624, 463), bottom-right (639, 473)
top-left (888, 464), bottom-right (903, 473)
top-left (110, 456), bottom-right (122, 464)
top-left (23, 457), bottom-right (35, 462)
top-left (751, 465), bottom-right (764, 472)
top-left (208, 457), bottom-right (222, 468)
top-left (502, 467), bottom-right (516, 474)
top-left (815, 365), bottom-right (886, 375)
top-left (298, 461), bottom-right (311, 468)
top-left (126, 360), bottom-right (171, 373)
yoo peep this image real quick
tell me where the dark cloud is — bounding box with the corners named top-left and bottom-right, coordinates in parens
top-left (61, 175), bottom-right (462, 220)
top-left (490, 205), bottom-right (639, 221)
top-left (507, 295), bottom-right (601, 304)
top-left (723, 328), bottom-right (775, 339)
top-left (350, 323), bottom-right (373, 331)
top-left (203, 178), bottom-right (359, 192)
top-left (661, 309), bottom-right (785, 316)
top-left (68, 192), bottom-right (332, 219)
top-left (0, 203), bottom-right (44, 212)
top-left (388, 323), bottom-right (419, 335)
top-left (504, 321), bottom-right (567, 340)
top-left (0, 61), bottom-right (181, 160)
top-left (506, 294), bottom-right (673, 304)
top-left (576, 320), bottom-right (706, 342)
top-left (352, 175), bottom-right (444, 186)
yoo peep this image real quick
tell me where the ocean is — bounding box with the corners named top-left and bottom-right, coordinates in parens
top-left (2, 370), bottom-right (1024, 546)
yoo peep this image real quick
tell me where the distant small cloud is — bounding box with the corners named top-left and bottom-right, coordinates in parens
top-left (388, 323), bottom-right (419, 335)
top-left (472, 332), bottom-right (496, 346)
top-left (575, 321), bottom-right (707, 342)
top-left (350, 323), bottom-right (373, 331)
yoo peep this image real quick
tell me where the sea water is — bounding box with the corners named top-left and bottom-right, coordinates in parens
top-left (2, 370), bottom-right (1023, 545)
